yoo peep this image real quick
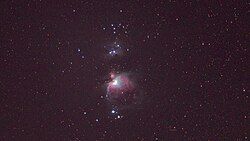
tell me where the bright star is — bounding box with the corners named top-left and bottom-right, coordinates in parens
top-left (113, 80), bottom-right (118, 85)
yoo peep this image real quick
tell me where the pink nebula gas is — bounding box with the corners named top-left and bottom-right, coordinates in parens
top-left (107, 74), bottom-right (134, 95)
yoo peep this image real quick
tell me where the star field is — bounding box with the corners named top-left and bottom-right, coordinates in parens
top-left (0, 0), bottom-right (249, 141)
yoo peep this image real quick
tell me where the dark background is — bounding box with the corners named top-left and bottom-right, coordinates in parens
top-left (0, 0), bottom-right (248, 140)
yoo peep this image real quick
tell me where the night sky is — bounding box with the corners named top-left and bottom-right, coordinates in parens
top-left (0, 0), bottom-right (249, 141)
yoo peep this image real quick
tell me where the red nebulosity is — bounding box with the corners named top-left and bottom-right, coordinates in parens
top-left (107, 74), bottom-right (134, 95)
top-left (106, 73), bottom-right (136, 106)
top-left (110, 72), bottom-right (116, 79)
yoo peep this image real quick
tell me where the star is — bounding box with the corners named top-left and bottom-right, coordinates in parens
top-left (112, 79), bottom-right (118, 85)
top-left (109, 50), bottom-right (117, 56)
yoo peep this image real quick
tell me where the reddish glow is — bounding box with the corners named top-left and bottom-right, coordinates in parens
top-left (110, 72), bottom-right (115, 79)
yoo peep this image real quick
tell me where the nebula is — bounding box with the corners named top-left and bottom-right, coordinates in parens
top-left (106, 72), bottom-right (137, 108)
top-left (107, 75), bottom-right (133, 94)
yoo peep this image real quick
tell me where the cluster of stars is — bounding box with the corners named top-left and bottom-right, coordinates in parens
top-left (104, 42), bottom-right (124, 57)
top-left (103, 22), bottom-right (129, 35)
top-left (77, 48), bottom-right (85, 59)
top-left (111, 109), bottom-right (122, 119)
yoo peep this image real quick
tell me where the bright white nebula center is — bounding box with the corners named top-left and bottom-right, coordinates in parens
top-left (112, 79), bottom-right (118, 85)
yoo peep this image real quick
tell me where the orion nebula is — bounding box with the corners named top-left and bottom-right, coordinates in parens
top-left (106, 72), bottom-right (139, 109)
